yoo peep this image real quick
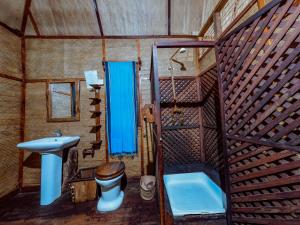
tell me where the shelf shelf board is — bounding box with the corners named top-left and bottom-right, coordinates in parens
top-left (90, 140), bottom-right (102, 145)
top-left (90, 110), bottom-right (102, 118)
top-left (89, 125), bottom-right (101, 133)
top-left (89, 98), bottom-right (101, 105)
top-left (90, 84), bottom-right (102, 89)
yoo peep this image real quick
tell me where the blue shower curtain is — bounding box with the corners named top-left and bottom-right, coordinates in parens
top-left (105, 61), bottom-right (138, 156)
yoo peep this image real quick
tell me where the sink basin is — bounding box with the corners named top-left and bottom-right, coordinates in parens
top-left (17, 136), bottom-right (80, 153)
top-left (17, 136), bottom-right (80, 206)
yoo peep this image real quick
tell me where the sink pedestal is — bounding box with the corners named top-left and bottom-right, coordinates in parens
top-left (16, 136), bottom-right (80, 205)
top-left (40, 151), bottom-right (62, 205)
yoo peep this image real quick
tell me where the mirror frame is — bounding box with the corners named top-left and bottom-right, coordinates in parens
top-left (46, 80), bottom-right (80, 122)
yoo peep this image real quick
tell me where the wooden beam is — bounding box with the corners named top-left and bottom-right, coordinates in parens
top-left (92, 0), bottom-right (104, 36)
top-left (198, 0), bottom-right (229, 37)
top-left (215, 44), bottom-right (233, 225)
top-left (21, 0), bottom-right (32, 34)
top-left (167, 0), bottom-right (171, 35)
top-left (26, 78), bottom-right (85, 83)
top-left (156, 40), bottom-right (215, 48)
top-left (24, 35), bottom-right (199, 39)
top-left (28, 11), bottom-right (40, 36)
top-left (232, 190), bottom-right (300, 203)
top-left (231, 174), bottom-right (300, 193)
top-left (0, 21), bottom-right (22, 37)
top-left (227, 135), bottom-right (300, 153)
top-left (213, 12), bottom-right (222, 38)
top-left (232, 205), bottom-right (300, 214)
top-left (0, 73), bottom-right (23, 82)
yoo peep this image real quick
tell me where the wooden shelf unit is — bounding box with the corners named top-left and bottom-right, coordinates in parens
top-left (83, 85), bottom-right (103, 159)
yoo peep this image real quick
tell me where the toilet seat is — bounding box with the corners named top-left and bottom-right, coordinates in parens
top-left (95, 161), bottom-right (125, 180)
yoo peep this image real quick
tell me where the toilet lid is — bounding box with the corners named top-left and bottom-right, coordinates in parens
top-left (95, 161), bottom-right (125, 180)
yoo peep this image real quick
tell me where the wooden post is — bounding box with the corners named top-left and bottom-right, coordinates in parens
top-left (101, 39), bottom-right (109, 162)
top-left (167, 0), bottom-right (171, 35)
top-left (215, 44), bottom-right (233, 225)
top-left (136, 39), bottom-right (145, 176)
top-left (213, 12), bottom-right (222, 39)
top-left (19, 38), bottom-right (26, 190)
top-left (197, 77), bottom-right (205, 162)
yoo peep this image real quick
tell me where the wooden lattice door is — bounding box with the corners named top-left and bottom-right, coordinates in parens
top-left (216, 0), bottom-right (300, 224)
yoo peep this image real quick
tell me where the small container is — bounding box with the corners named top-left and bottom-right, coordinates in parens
top-left (140, 175), bottom-right (156, 201)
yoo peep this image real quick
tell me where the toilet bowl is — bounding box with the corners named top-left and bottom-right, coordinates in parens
top-left (95, 161), bottom-right (125, 212)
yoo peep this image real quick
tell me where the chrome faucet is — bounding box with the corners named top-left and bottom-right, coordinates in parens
top-left (53, 129), bottom-right (63, 137)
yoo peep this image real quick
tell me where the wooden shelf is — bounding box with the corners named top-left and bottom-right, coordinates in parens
top-left (90, 110), bottom-right (101, 118)
top-left (89, 97), bottom-right (101, 105)
top-left (90, 84), bottom-right (102, 89)
top-left (89, 125), bottom-right (101, 133)
top-left (90, 140), bottom-right (102, 145)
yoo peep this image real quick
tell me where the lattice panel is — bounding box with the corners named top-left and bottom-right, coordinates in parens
top-left (159, 78), bottom-right (199, 103)
top-left (161, 107), bottom-right (199, 128)
top-left (200, 66), bottom-right (224, 171)
top-left (216, 0), bottom-right (300, 224)
top-left (228, 140), bottom-right (300, 224)
top-left (162, 128), bottom-right (202, 166)
top-left (203, 128), bottom-right (223, 169)
top-left (159, 77), bottom-right (203, 167)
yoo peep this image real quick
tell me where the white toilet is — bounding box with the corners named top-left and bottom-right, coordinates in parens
top-left (95, 161), bottom-right (125, 212)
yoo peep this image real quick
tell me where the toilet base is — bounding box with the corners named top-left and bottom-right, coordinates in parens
top-left (97, 191), bottom-right (124, 212)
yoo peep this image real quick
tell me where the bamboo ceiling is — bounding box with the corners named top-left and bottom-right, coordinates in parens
top-left (0, 0), bottom-right (218, 36)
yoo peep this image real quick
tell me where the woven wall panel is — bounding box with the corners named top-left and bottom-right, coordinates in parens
top-left (162, 128), bottom-right (202, 166)
top-left (161, 107), bottom-right (199, 127)
top-left (160, 78), bottom-right (199, 103)
top-left (200, 66), bottom-right (224, 171)
top-left (0, 78), bottom-right (21, 197)
top-left (216, 0), bottom-right (300, 224)
top-left (159, 77), bottom-right (203, 167)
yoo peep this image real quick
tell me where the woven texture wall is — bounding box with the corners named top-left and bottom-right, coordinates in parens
top-left (0, 27), bottom-right (22, 197)
top-left (216, 0), bottom-right (300, 224)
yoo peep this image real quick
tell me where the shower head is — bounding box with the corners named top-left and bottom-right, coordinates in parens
top-left (179, 48), bottom-right (186, 54)
top-left (170, 48), bottom-right (187, 60)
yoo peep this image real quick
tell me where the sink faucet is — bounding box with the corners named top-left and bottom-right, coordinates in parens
top-left (53, 129), bottom-right (63, 137)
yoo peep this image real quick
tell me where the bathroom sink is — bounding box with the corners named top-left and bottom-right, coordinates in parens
top-left (17, 136), bottom-right (80, 153)
top-left (16, 135), bottom-right (80, 206)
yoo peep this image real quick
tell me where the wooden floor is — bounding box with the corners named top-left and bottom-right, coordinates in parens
top-left (0, 178), bottom-right (159, 225)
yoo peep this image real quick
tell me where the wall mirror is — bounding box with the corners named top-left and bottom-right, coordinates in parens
top-left (46, 81), bottom-right (80, 122)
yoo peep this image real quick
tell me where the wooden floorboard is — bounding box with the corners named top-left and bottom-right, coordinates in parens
top-left (0, 177), bottom-right (159, 225)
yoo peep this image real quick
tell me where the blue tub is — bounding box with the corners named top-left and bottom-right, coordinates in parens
top-left (163, 172), bottom-right (226, 216)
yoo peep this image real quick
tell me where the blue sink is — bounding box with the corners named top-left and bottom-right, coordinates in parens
top-left (17, 136), bottom-right (80, 205)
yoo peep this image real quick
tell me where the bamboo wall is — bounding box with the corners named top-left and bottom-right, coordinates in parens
top-left (0, 27), bottom-right (22, 197)
top-left (198, 1), bottom-right (259, 73)
top-left (23, 38), bottom-right (198, 186)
